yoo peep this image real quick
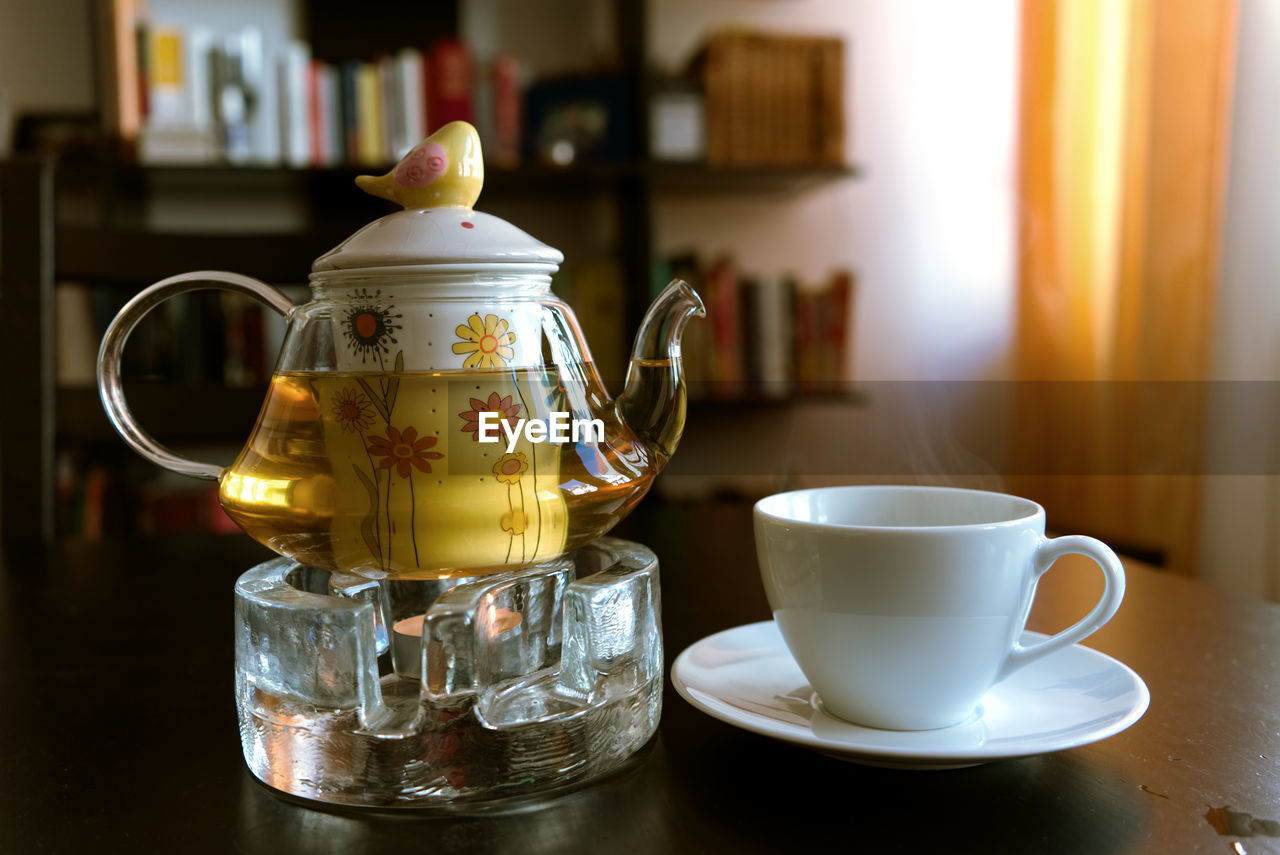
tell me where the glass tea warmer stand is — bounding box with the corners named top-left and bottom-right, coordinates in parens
top-left (96, 122), bottom-right (704, 808)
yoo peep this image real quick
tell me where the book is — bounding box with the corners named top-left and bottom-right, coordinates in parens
top-left (340, 60), bottom-right (361, 165)
top-left (187, 27), bottom-right (215, 132)
top-left (757, 276), bottom-right (796, 396)
top-left (570, 258), bottom-right (627, 386)
top-left (138, 479), bottom-right (225, 534)
top-left (307, 59), bottom-right (325, 165)
top-left (491, 53), bottom-right (521, 167)
top-left (472, 54), bottom-right (495, 161)
top-left (378, 54), bottom-right (399, 162)
top-left (278, 40), bottom-right (311, 167)
top-left (355, 62), bottom-right (384, 166)
top-left (395, 48), bottom-right (427, 156)
top-left (96, 0), bottom-right (144, 153)
top-left (55, 283), bottom-right (98, 386)
top-left (705, 256), bottom-right (742, 388)
top-left (660, 254), bottom-right (857, 399)
top-left (134, 18), bottom-right (150, 123)
top-left (428, 39), bottom-right (473, 130)
top-left (318, 62), bottom-right (344, 165)
top-left (793, 285), bottom-right (821, 391)
top-left (222, 293), bottom-right (266, 388)
top-left (739, 276), bottom-right (762, 384)
top-left (146, 28), bottom-right (186, 126)
top-left (239, 27), bottom-right (272, 162)
top-left (81, 466), bottom-right (110, 538)
top-left (822, 269), bottom-right (854, 383)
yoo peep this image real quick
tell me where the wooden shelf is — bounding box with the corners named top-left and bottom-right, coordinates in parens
top-left (57, 158), bottom-right (646, 199)
top-left (689, 385), bottom-right (867, 408)
top-left (57, 157), bottom-right (848, 201)
top-left (649, 162), bottom-right (857, 193)
top-left (55, 227), bottom-right (352, 284)
top-left (51, 160), bottom-right (855, 288)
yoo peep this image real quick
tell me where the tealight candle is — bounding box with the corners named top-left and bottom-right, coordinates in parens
top-left (391, 608), bottom-right (522, 679)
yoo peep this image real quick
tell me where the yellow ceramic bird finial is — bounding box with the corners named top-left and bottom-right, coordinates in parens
top-left (355, 121), bottom-right (485, 210)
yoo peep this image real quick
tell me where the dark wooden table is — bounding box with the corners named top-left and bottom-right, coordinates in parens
top-left (2, 499), bottom-right (1277, 853)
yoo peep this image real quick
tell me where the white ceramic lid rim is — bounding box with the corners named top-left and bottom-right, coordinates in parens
top-left (311, 208), bottom-right (564, 276)
top-left (308, 261), bottom-right (561, 285)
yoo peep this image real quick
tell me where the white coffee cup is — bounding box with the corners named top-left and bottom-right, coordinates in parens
top-left (753, 485), bottom-right (1126, 731)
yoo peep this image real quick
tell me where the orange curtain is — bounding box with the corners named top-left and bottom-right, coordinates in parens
top-left (1011, 0), bottom-right (1238, 575)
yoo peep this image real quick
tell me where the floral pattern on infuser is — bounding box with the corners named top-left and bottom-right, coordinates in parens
top-left (331, 387), bottom-right (376, 433)
top-left (491, 452), bottom-right (528, 484)
top-left (393, 142), bottom-right (449, 188)
top-left (343, 290), bottom-right (403, 363)
top-left (500, 508), bottom-right (529, 536)
top-left (458, 392), bottom-right (521, 441)
top-left (452, 313), bottom-right (516, 369)
top-left (368, 425), bottom-right (444, 478)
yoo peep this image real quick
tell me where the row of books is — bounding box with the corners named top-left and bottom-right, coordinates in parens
top-left (98, 1), bottom-right (518, 167)
top-left (55, 282), bottom-right (291, 388)
top-left (57, 456), bottom-right (113, 538)
top-left (658, 254), bottom-right (855, 398)
top-left (99, 6), bottom-right (845, 170)
top-left (695, 31), bottom-right (846, 167)
top-left (57, 452), bottom-right (239, 537)
top-left (276, 42), bottom-right (521, 170)
top-left (552, 258), bottom-right (629, 384)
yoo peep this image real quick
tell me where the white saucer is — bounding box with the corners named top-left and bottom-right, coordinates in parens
top-left (670, 621), bottom-right (1150, 769)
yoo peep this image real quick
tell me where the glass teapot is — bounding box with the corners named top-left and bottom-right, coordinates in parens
top-left (98, 122), bottom-right (704, 580)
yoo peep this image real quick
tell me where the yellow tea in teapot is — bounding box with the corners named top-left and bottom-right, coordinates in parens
top-left (95, 122), bottom-right (704, 572)
top-left (219, 366), bottom-right (655, 580)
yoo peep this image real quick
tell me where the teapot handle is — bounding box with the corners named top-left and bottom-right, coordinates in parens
top-left (96, 271), bottom-right (296, 481)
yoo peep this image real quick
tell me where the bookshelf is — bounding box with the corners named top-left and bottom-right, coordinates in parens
top-left (0, 0), bottom-right (859, 542)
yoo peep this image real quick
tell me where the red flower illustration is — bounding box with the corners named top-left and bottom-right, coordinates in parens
top-left (367, 425), bottom-right (444, 477)
top-left (459, 392), bottom-right (521, 440)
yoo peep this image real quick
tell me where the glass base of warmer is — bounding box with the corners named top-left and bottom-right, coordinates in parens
top-left (234, 538), bottom-right (663, 809)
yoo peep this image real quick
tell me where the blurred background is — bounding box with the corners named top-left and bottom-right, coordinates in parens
top-left (0, 0), bottom-right (1276, 600)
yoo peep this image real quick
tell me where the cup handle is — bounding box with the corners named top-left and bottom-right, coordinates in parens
top-left (999, 535), bottom-right (1126, 680)
top-left (96, 270), bottom-right (296, 480)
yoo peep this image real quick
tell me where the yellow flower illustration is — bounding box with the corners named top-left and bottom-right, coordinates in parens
top-left (452, 313), bottom-right (516, 369)
top-left (500, 508), bottom-right (529, 536)
top-left (492, 452), bottom-right (528, 484)
top-left (331, 386), bottom-right (375, 433)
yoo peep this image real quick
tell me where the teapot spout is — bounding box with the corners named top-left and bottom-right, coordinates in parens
top-left (616, 279), bottom-right (706, 469)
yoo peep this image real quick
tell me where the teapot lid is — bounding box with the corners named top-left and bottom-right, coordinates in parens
top-left (311, 122), bottom-right (563, 281)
